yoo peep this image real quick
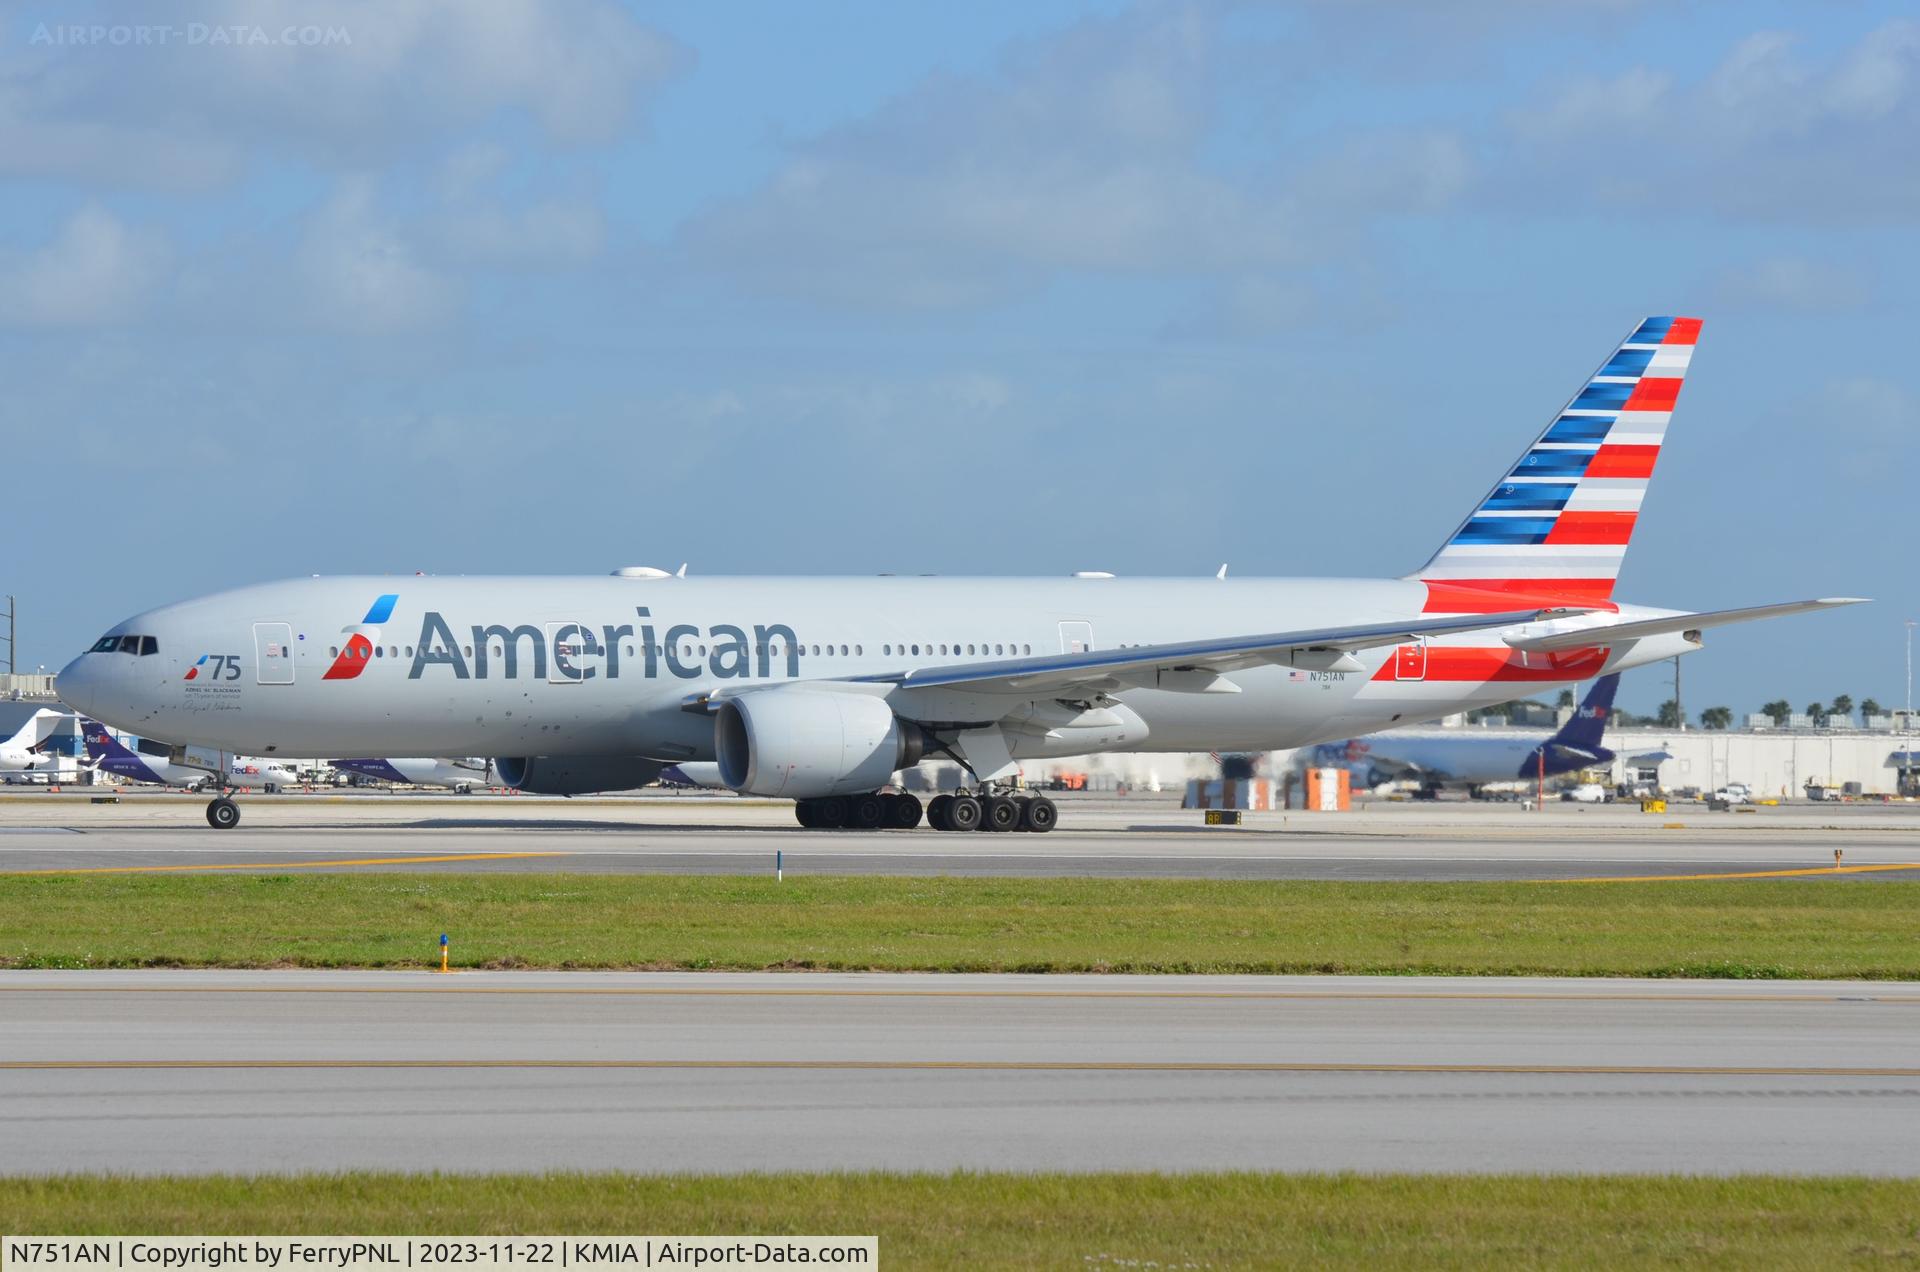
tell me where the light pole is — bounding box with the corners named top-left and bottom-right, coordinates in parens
top-left (1906, 620), bottom-right (1915, 795)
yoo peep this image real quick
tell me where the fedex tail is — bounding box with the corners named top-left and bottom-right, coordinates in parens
top-left (1523, 673), bottom-right (1619, 778)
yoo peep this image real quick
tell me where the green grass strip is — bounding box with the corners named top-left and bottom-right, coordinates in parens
top-left (4, 1173), bottom-right (1920, 1269)
top-left (3, 874), bottom-right (1917, 977)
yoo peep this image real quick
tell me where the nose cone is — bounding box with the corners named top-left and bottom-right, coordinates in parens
top-left (55, 654), bottom-right (97, 718)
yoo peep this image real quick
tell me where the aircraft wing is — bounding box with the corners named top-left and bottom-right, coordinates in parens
top-left (846, 606), bottom-right (1586, 698)
top-left (1503, 598), bottom-right (1866, 654)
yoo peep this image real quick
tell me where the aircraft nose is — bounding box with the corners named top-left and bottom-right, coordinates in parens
top-left (55, 654), bottom-right (97, 718)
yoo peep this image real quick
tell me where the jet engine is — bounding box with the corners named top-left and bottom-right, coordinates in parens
top-left (715, 687), bottom-right (925, 798)
top-left (493, 755), bottom-right (666, 795)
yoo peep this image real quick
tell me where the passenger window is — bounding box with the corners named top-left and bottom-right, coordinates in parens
top-left (910, 644), bottom-right (919, 656)
top-left (329, 647), bottom-right (339, 658)
top-left (855, 645), bottom-right (862, 655)
top-left (839, 644), bottom-right (848, 656)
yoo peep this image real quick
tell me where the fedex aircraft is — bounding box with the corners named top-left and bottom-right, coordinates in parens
top-left (56, 317), bottom-right (1860, 832)
top-left (332, 757), bottom-right (488, 792)
top-left (0, 709), bottom-right (65, 777)
top-left (80, 721), bottom-right (298, 791)
top-left (1306, 673), bottom-right (1619, 796)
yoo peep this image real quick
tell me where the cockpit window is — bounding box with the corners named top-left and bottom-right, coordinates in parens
top-left (90, 636), bottom-right (120, 653)
top-left (118, 635), bottom-right (141, 654)
top-left (139, 636), bottom-right (158, 656)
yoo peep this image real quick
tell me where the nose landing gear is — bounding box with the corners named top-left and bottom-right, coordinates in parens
top-left (205, 796), bottom-right (241, 829)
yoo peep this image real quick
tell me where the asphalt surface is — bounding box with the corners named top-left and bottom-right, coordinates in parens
top-left (0, 793), bottom-right (1917, 879)
top-left (4, 970), bottom-right (1917, 1175)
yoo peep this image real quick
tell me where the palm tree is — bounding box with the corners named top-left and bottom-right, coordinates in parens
top-left (1804, 702), bottom-right (1826, 725)
top-left (1657, 699), bottom-right (1682, 728)
top-left (1761, 700), bottom-right (1791, 726)
top-left (1556, 688), bottom-right (1575, 709)
top-left (1832, 694), bottom-right (1855, 724)
top-left (1862, 698), bottom-right (1883, 719)
top-left (1700, 706), bottom-right (1733, 730)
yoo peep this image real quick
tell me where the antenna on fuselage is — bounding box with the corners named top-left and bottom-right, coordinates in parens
top-left (1216, 563), bottom-right (1228, 580)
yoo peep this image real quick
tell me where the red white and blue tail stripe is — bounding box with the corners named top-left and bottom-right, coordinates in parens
top-left (1414, 316), bottom-right (1699, 605)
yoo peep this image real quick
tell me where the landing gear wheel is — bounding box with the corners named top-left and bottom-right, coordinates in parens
top-left (795, 799), bottom-right (819, 829)
top-left (814, 795), bottom-right (850, 829)
top-left (206, 797), bottom-right (240, 830)
top-left (885, 793), bottom-right (924, 830)
top-left (982, 795), bottom-right (1019, 832)
top-left (852, 794), bottom-right (887, 830)
top-left (927, 794), bottom-right (953, 831)
top-left (945, 794), bottom-right (983, 832)
top-left (1020, 796), bottom-right (1058, 834)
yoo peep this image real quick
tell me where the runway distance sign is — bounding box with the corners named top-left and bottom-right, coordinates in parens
top-left (1, 1239), bottom-right (876, 1271)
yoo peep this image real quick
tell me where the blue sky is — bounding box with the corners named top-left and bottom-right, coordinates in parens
top-left (5, 0), bottom-right (1917, 719)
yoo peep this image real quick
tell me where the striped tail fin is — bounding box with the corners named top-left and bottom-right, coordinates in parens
top-left (1413, 316), bottom-right (1699, 608)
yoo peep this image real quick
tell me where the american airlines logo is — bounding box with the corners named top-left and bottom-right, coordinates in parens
top-left (395, 607), bottom-right (801, 683)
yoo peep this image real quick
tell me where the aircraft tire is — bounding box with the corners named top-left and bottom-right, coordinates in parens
top-left (852, 794), bottom-right (887, 830)
top-left (945, 794), bottom-right (982, 832)
top-left (982, 795), bottom-right (1019, 832)
top-left (885, 793), bottom-right (924, 830)
top-left (1021, 796), bottom-right (1058, 834)
top-left (927, 795), bottom-right (952, 831)
top-left (795, 799), bottom-right (818, 828)
top-left (814, 795), bottom-right (850, 829)
top-left (206, 798), bottom-right (240, 830)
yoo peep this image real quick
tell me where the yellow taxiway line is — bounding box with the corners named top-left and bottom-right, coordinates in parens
top-left (5, 1058), bottom-right (1920, 1077)
top-left (1551, 862), bottom-right (1920, 883)
top-left (5, 851), bottom-right (571, 875)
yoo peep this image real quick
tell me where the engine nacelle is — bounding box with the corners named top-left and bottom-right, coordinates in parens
top-left (715, 687), bottom-right (924, 798)
top-left (493, 755), bottom-right (666, 795)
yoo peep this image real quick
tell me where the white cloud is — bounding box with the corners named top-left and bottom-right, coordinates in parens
top-left (0, 0), bottom-right (684, 187)
top-left (682, 7), bottom-right (1469, 309)
top-left (0, 204), bottom-right (170, 327)
top-left (1712, 257), bottom-right (1871, 312)
top-left (1508, 20), bottom-right (1920, 220)
top-left (294, 178), bottom-right (455, 332)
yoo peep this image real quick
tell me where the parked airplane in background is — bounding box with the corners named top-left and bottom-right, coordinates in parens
top-left (1306, 674), bottom-right (1620, 797)
top-left (332, 757), bottom-right (488, 792)
top-left (658, 761), bottom-right (725, 790)
top-left (81, 721), bottom-right (299, 791)
top-left (0, 709), bottom-right (66, 778)
top-left (57, 317), bottom-right (1863, 832)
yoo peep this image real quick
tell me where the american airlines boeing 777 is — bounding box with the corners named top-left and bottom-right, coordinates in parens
top-left (56, 317), bottom-right (1859, 831)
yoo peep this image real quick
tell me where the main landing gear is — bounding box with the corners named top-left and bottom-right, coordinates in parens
top-left (205, 796), bottom-right (241, 829)
top-left (794, 792), bottom-right (925, 830)
top-left (791, 789), bottom-right (1057, 832)
top-left (926, 791), bottom-right (1057, 833)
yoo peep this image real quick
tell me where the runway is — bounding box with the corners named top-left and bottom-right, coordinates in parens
top-left (1, 793), bottom-right (1918, 879)
top-left (4, 970), bottom-right (1917, 1175)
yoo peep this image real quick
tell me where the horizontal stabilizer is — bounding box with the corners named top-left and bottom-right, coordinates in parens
top-left (1504, 597), bottom-right (1867, 653)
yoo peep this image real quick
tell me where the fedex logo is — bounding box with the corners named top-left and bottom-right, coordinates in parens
top-left (185, 654), bottom-right (241, 681)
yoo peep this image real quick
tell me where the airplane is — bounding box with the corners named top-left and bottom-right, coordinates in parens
top-left (331, 757), bottom-right (489, 792)
top-left (657, 761), bottom-right (726, 789)
top-left (80, 720), bottom-right (299, 792)
top-left (0, 708), bottom-right (67, 779)
top-left (1304, 673), bottom-right (1620, 797)
top-left (55, 316), bottom-right (1863, 833)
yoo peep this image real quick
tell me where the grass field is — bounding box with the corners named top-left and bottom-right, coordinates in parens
top-left (5, 1173), bottom-right (1919, 1268)
top-left (1, 874), bottom-right (1915, 977)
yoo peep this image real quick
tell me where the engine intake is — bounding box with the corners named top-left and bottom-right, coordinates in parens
top-left (715, 687), bottom-right (924, 798)
top-left (493, 755), bottom-right (666, 795)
